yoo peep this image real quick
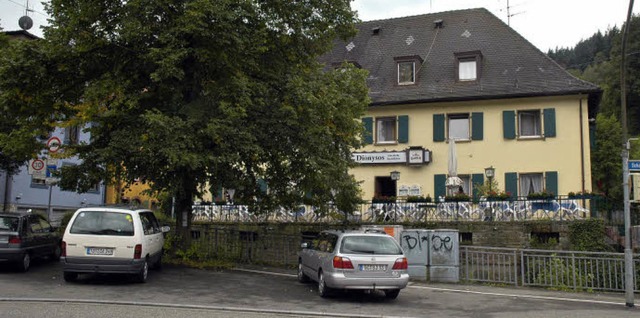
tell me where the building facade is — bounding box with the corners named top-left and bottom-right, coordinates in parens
top-left (321, 9), bottom-right (600, 202)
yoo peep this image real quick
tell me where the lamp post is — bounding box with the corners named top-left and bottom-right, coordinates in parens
top-left (484, 166), bottom-right (495, 193)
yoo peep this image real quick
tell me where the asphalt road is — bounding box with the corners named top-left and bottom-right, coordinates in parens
top-left (0, 259), bottom-right (639, 317)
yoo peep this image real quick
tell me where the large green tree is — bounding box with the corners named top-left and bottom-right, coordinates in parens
top-left (1, 0), bottom-right (369, 238)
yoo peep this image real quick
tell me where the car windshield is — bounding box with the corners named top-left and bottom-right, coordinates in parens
top-left (340, 235), bottom-right (403, 255)
top-left (70, 211), bottom-right (134, 236)
top-left (0, 216), bottom-right (19, 232)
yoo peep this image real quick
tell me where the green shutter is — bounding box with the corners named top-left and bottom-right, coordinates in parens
top-left (543, 108), bottom-right (556, 138)
top-left (434, 174), bottom-right (446, 200)
top-left (545, 171), bottom-right (558, 197)
top-left (433, 114), bottom-right (445, 142)
top-left (503, 111), bottom-right (516, 139)
top-left (398, 115), bottom-right (409, 143)
top-left (505, 172), bottom-right (518, 199)
top-left (362, 117), bottom-right (373, 144)
top-left (471, 173), bottom-right (484, 200)
top-left (257, 179), bottom-right (268, 194)
top-left (471, 112), bottom-right (484, 140)
top-left (215, 185), bottom-right (223, 201)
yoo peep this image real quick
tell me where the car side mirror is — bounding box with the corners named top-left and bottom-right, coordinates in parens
top-left (161, 226), bottom-right (171, 233)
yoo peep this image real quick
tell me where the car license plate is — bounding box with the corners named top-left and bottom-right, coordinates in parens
top-left (86, 247), bottom-right (114, 256)
top-left (360, 264), bottom-right (387, 271)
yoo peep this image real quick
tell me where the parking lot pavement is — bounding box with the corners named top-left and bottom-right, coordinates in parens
top-left (233, 263), bottom-right (632, 306)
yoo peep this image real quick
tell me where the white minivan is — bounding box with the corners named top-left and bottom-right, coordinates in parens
top-left (61, 207), bottom-right (169, 283)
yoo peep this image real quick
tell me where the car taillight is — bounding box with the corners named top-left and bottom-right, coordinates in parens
top-left (61, 241), bottom-right (66, 257)
top-left (134, 244), bottom-right (142, 259)
top-left (392, 257), bottom-right (408, 270)
top-left (332, 256), bottom-right (354, 269)
top-left (8, 236), bottom-right (21, 244)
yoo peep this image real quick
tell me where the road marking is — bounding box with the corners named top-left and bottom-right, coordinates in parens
top-left (233, 267), bottom-right (628, 307)
top-left (408, 285), bottom-right (626, 306)
top-left (0, 298), bottom-right (411, 318)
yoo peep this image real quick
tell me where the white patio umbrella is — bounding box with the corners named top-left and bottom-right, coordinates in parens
top-left (445, 138), bottom-right (463, 194)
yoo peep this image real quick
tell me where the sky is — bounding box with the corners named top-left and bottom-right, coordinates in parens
top-left (0, 0), bottom-right (638, 52)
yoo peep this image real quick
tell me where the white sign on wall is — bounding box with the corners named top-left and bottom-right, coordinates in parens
top-left (352, 147), bottom-right (432, 165)
top-left (352, 151), bottom-right (407, 164)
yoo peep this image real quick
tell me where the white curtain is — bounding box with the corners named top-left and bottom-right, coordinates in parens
top-left (459, 60), bottom-right (476, 80)
top-left (520, 173), bottom-right (543, 195)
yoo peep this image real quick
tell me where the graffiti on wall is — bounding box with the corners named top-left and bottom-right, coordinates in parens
top-left (402, 231), bottom-right (429, 251)
top-left (431, 234), bottom-right (453, 252)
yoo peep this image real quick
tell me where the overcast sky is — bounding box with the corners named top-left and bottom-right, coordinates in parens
top-left (1, 0), bottom-right (638, 52)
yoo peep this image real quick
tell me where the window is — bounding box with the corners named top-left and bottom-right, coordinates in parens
top-left (519, 173), bottom-right (543, 196)
top-left (448, 114), bottom-right (470, 141)
top-left (65, 126), bottom-right (80, 145)
top-left (455, 51), bottom-right (482, 81)
top-left (376, 117), bottom-right (396, 144)
top-left (340, 236), bottom-right (403, 255)
top-left (447, 174), bottom-right (471, 196)
top-left (458, 59), bottom-right (477, 81)
top-left (518, 110), bottom-right (541, 137)
top-left (397, 61), bottom-right (415, 85)
top-left (69, 211), bottom-right (134, 236)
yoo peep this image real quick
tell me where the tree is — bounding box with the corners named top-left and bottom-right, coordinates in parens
top-left (591, 114), bottom-right (623, 204)
top-left (1, 0), bottom-right (369, 242)
top-left (0, 32), bottom-right (63, 175)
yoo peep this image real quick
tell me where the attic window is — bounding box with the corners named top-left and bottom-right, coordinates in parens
top-left (434, 19), bottom-right (444, 29)
top-left (372, 27), bottom-right (381, 35)
top-left (394, 55), bottom-right (423, 86)
top-left (455, 51), bottom-right (482, 82)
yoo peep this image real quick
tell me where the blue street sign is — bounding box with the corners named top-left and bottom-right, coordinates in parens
top-left (630, 160), bottom-right (640, 172)
top-left (46, 165), bottom-right (57, 177)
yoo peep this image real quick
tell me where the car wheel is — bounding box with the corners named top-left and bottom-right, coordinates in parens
top-left (135, 259), bottom-right (149, 283)
top-left (297, 261), bottom-right (310, 283)
top-left (18, 253), bottom-right (31, 272)
top-left (385, 289), bottom-right (400, 300)
top-left (63, 272), bottom-right (78, 282)
top-left (51, 244), bottom-right (62, 262)
top-left (318, 271), bottom-right (332, 298)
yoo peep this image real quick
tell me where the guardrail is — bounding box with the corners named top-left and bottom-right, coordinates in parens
top-left (461, 246), bottom-right (640, 292)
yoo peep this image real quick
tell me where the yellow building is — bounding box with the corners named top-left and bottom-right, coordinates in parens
top-left (104, 179), bottom-right (159, 210)
top-left (322, 9), bottom-right (599, 201)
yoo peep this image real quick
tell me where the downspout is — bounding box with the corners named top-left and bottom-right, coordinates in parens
top-left (579, 97), bottom-right (585, 194)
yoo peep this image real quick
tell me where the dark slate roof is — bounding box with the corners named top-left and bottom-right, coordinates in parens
top-left (3, 30), bottom-right (40, 40)
top-left (320, 8), bottom-right (600, 107)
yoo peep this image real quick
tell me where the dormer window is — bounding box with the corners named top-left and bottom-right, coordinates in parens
top-left (395, 55), bottom-right (423, 86)
top-left (455, 51), bottom-right (482, 82)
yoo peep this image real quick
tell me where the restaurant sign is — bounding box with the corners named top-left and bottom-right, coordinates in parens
top-left (352, 147), bottom-right (431, 165)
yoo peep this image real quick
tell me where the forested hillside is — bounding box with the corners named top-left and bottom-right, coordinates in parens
top-left (547, 15), bottom-right (639, 203)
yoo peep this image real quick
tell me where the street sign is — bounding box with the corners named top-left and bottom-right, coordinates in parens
top-left (46, 164), bottom-right (57, 178)
top-left (630, 160), bottom-right (640, 172)
top-left (28, 159), bottom-right (45, 176)
top-left (46, 136), bottom-right (61, 153)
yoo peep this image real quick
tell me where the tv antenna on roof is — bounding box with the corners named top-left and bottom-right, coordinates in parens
top-left (502, 0), bottom-right (526, 26)
top-left (18, 0), bottom-right (34, 31)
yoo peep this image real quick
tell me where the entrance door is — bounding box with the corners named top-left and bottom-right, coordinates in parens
top-left (375, 176), bottom-right (397, 198)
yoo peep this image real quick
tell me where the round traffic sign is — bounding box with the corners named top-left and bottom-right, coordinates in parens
top-left (31, 159), bottom-right (45, 171)
top-left (47, 136), bottom-right (61, 153)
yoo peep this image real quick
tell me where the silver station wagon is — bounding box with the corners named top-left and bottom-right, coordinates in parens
top-left (297, 230), bottom-right (409, 299)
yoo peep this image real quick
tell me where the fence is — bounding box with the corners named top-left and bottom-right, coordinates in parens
top-left (192, 197), bottom-right (599, 223)
top-left (461, 246), bottom-right (640, 292)
top-left (187, 228), bottom-right (640, 293)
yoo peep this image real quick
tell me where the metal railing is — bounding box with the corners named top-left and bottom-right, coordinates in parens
top-left (192, 197), bottom-right (599, 223)
top-left (461, 246), bottom-right (640, 292)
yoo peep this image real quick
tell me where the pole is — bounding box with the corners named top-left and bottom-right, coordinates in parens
top-left (47, 183), bottom-right (53, 221)
top-left (620, 0), bottom-right (635, 308)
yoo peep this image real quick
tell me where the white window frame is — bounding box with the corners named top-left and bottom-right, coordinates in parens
top-left (376, 117), bottom-right (397, 144)
top-left (518, 110), bottom-right (542, 138)
top-left (397, 61), bottom-right (415, 85)
top-left (448, 113), bottom-right (470, 141)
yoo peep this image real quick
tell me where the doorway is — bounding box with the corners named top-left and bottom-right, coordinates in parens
top-left (375, 176), bottom-right (397, 198)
